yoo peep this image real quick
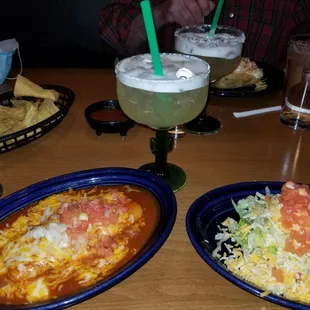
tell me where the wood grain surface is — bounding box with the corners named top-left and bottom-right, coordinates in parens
top-left (1, 69), bottom-right (309, 310)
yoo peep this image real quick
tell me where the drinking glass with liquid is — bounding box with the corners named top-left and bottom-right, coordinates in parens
top-left (174, 24), bottom-right (245, 83)
top-left (281, 34), bottom-right (310, 129)
top-left (170, 24), bottom-right (245, 135)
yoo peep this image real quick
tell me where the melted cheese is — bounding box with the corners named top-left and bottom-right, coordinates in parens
top-left (26, 278), bottom-right (49, 302)
top-left (0, 188), bottom-right (145, 304)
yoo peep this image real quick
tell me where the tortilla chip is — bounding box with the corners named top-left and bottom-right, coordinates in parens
top-left (0, 119), bottom-right (25, 137)
top-left (11, 98), bottom-right (40, 112)
top-left (37, 98), bottom-right (60, 122)
top-left (0, 76), bottom-right (61, 138)
top-left (0, 119), bottom-right (17, 136)
top-left (21, 101), bottom-right (38, 127)
top-left (0, 98), bottom-right (60, 138)
top-left (212, 58), bottom-right (266, 90)
top-left (0, 105), bottom-right (26, 121)
top-left (14, 75), bottom-right (59, 101)
top-left (213, 73), bottom-right (259, 89)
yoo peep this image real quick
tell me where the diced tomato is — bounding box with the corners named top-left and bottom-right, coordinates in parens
top-left (272, 267), bottom-right (284, 283)
top-left (109, 212), bottom-right (119, 225)
top-left (103, 208), bottom-right (111, 218)
top-left (284, 229), bottom-right (310, 256)
top-left (117, 194), bottom-right (127, 205)
top-left (111, 190), bottom-right (119, 202)
top-left (279, 182), bottom-right (310, 256)
top-left (280, 182), bottom-right (310, 228)
top-left (284, 239), bottom-right (295, 253)
top-left (76, 220), bottom-right (89, 232)
top-left (66, 228), bottom-right (86, 240)
top-left (287, 239), bottom-right (309, 256)
top-left (80, 199), bottom-right (100, 212)
top-left (291, 228), bottom-right (310, 256)
top-left (97, 247), bottom-right (112, 258)
top-left (81, 253), bottom-right (96, 264)
top-left (59, 207), bottom-right (89, 233)
top-left (96, 236), bottom-right (116, 258)
top-left (90, 199), bottom-right (103, 211)
top-left (296, 246), bottom-right (308, 257)
top-left (57, 202), bottom-right (69, 214)
top-left (291, 228), bottom-right (310, 242)
top-left (103, 203), bottom-right (113, 209)
top-left (59, 209), bottom-right (80, 226)
top-left (88, 209), bottom-right (103, 223)
top-left (294, 215), bottom-right (310, 227)
top-left (92, 198), bottom-right (101, 205)
top-left (58, 193), bottom-right (125, 239)
top-left (79, 201), bottom-right (89, 213)
top-left (119, 205), bottom-right (128, 214)
top-left (100, 236), bottom-right (115, 248)
top-left (281, 217), bottom-right (292, 229)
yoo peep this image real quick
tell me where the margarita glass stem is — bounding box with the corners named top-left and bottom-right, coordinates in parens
top-left (140, 128), bottom-right (187, 192)
top-left (151, 129), bottom-right (174, 177)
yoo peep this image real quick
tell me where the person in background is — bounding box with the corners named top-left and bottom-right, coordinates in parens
top-left (99, 0), bottom-right (310, 69)
top-left (99, 0), bottom-right (214, 55)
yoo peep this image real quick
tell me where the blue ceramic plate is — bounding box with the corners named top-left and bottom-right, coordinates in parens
top-left (0, 168), bottom-right (177, 310)
top-left (186, 181), bottom-right (310, 310)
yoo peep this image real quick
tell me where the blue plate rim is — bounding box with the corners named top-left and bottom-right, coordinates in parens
top-left (0, 167), bottom-right (177, 310)
top-left (186, 181), bottom-right (310, 310)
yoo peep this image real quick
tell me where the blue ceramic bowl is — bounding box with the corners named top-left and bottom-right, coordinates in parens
top-left (186, 181), bottom-right (310, 310)
top-left (0, 168), bottom-right (177, 310)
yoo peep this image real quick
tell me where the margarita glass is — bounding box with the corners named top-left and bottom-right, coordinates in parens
top-left (175, 24), bottom-right (245, 134)
top-left (115, 53), bottom-right (210, 192)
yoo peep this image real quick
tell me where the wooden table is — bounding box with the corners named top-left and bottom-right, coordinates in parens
top-left (1, 69), bottom-right (309, 310)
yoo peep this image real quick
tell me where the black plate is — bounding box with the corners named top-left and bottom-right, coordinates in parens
top-left (210, 62), bottom-right (285, 97)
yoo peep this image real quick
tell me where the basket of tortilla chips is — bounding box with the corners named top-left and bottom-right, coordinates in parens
top-left (0, 75), bottom-right (75, 153)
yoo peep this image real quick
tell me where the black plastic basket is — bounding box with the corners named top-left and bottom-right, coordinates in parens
top-left (0, 85), bottom-right (75, 154)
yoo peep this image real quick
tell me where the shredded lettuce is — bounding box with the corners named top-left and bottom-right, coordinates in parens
top-left (213, 188), bottom-right (283, 259)
top-left (267, 246), bottom-right (278, 255)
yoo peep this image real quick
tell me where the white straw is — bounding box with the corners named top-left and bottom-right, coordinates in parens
top-left (233, 106), bottom-right (281, 118)
top-left (300, 73), bottom-right (310, 109)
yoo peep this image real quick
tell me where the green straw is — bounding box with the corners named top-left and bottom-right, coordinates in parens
top-left (140, 0), bottom-right (163, 76)
top-left (208, 0), bottom-right (225, 38)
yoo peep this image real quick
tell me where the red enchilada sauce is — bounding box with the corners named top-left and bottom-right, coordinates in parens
top-left (0, 185), bottom-right (160, 305)
top-left (90, 109), bottom-right (128, 122)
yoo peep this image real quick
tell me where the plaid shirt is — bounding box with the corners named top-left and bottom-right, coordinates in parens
top-left (99, 0), bottom-right (310, 68)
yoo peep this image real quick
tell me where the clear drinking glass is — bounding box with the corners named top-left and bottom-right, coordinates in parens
top-left (115, 53), bottom-right (210, 192)
top-left (281, 34), bottom-right (310, 129)
top-left (174, 24), bottom-right (245, 135)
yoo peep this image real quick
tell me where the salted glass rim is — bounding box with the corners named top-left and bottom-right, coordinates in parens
top-left (290, 34), bottom-right (310, 51)
top-left (174, 24), bottom-right (245, 39)
top-left (115, 53), bottom-right (210, 85)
